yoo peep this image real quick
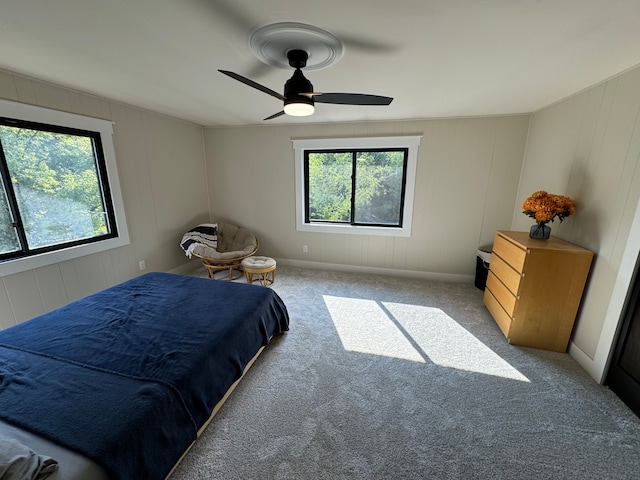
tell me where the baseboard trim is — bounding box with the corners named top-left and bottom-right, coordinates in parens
top-left (171, 258), bottom-right (474, 283)
top-left (567, 341), bottom-right (604, 383)
top-left (276, 258), bottom-right (474, 283)
top-left (168, 261), bottom-right (199, 275)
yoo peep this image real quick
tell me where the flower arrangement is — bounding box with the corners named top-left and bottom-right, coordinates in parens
top-left (522, 190), bottom-right (575, 225)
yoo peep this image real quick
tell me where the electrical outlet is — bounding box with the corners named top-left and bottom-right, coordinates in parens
top-left (303, 245), bottom-right (308, 253)
top-left (139, 260), bottom-right (146, 270)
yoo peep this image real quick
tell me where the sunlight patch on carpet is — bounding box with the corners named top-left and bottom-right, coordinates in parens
top-left (383, 302), bottom-right (529, 382)
top-left (323, 295), bottom-right (529, 382)
top-left (323, 295), bottom-right (425, 363)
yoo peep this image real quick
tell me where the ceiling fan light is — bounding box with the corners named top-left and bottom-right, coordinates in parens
top-left (284, 102), bottom-right (315, 116)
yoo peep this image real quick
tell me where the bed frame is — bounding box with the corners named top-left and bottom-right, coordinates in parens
top-left (164, 343), bottom-right (265, 479)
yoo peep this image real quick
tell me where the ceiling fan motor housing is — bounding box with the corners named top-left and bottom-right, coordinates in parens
top-left (285, 68), bottom-right (314, 108)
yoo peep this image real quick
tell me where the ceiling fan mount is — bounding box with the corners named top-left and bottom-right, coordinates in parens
top-left (286, 49), bottom-right (309, 69)
top-left (249, 22), bottom-right (343, 71)
top-left (220, 22), bottom-right (393, 121)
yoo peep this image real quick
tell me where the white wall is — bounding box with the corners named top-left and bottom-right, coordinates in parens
top-left (512, 65), bottom-right (640, 381)
top-left (203, 116), bottom-right (530, 279)
top-left (0, 70), bottom-right (209, 329)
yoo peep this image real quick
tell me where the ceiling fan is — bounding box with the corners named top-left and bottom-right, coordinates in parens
top-left (219, 49), bottom-right (393, 121)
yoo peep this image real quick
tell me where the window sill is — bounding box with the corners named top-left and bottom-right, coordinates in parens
top-left (296, 222), bottom-right (411, 237)
top-left (0, 236), bottom-right (130, 277)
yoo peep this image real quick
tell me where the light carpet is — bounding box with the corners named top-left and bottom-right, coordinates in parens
top-left (169, 266), bottom-right (640, 480)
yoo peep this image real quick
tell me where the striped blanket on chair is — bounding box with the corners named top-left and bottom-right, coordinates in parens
top-left (180, 223), bottom-right (218, 258)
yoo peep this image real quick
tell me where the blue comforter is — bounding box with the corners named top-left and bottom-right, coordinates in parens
top-left (0, 272), bottom-right (289, 480)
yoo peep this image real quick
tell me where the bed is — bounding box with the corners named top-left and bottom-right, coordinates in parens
top-left (0, 272), bottom-right (289, 480)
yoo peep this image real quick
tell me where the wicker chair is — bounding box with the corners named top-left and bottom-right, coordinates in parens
top-left (181, 222), bottom-right (258, 280)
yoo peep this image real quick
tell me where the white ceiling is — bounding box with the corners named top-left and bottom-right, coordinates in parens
top-left (1, 0), bottom-right (639, 127)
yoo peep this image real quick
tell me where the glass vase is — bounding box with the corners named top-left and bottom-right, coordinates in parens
top-left (529, 223), bottom-right (551, 240)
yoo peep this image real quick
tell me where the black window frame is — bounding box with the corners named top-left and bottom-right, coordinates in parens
top-left (303, 148), bottom-right (409, 228)
top-left (0, 116), bottom-right (119, 262)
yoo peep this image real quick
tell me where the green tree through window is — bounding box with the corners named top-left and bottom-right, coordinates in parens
top-left (0, 118), bottom-right (116, 259)
top-left (305, 149), bottom-right (408, 227)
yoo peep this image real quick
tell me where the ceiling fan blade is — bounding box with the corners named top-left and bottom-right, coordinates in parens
top-left (195, 1), bottom-right (397, 55)
top-left (311, 93), bottom-right (393, 106)
top-left (219, 70), bottom-right (286, 101)
top-left (263, 111), bottom-right (285, 121)
top-left (194, 0), bottom-right (254, 31)
top-left (338, 34), bottom-right (398, 54)
top-left (243, 61), bottom-right (273, 80)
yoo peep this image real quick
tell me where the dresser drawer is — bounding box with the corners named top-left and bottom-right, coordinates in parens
top-left (486, 271), bottom-right (517, 316)
top-left (493, 234), bottom-right (527, 272)
top-left (489, 253), bottom-right (522, 296)
top-left (483, 288), bottom-right (512, 338)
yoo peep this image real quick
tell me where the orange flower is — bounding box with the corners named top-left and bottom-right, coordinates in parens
top-left (522, 191), bottom-right (575, 225)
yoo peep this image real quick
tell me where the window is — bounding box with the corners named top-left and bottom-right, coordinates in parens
top-left (293, 136), bottom-right (421, 237)
top-left (0, 119), bottom-right (116, 256)
top-left (305, 149), bottom-right (408, 226)
top-left (0, 99), bottom-right (129, 276)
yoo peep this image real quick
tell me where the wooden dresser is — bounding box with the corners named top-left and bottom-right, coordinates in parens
top-left (483, 230), bottom-right (593, 352)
